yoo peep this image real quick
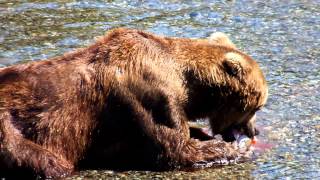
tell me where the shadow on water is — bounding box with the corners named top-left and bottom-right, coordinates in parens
top-left (0, 0), bottom-right (319, 179)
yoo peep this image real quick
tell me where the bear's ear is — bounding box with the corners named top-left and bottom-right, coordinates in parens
top-left (208, 32), bottom-right (236, 49)
top-left (223, 52), bottom-right (246, 77)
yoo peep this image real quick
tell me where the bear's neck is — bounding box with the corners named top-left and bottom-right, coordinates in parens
top-left (172, 40), bottom-right (227, 86)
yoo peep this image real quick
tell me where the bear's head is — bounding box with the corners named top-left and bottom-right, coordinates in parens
top-left (184, 33), bottom-right (268, 141)
top-left (210, 51), bottom-right (268, 141)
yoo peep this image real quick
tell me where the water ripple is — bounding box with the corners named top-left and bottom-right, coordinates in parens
top-left (0, 0), bottom-right (319, 179)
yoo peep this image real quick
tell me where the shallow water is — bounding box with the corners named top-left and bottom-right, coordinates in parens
top-left (0, 0), bottom-right (319, 179)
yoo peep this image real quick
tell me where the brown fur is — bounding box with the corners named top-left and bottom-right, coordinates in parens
top-left (0, 28), bottom-right (267, 178)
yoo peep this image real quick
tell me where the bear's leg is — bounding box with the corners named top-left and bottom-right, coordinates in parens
top-left (115, 86), bottom-right (240, 168)
top-left (0, 110), bottom-right (74, 178)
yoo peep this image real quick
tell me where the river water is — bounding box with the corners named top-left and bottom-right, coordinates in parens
top-left (0, 0), bottom-right (319, 179)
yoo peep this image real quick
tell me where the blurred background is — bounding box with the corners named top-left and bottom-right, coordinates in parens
top-left (0, 0), bottom-right (319, 179)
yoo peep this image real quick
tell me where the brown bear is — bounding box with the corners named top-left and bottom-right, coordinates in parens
top-left (0, 28), bottom-right (268, 178)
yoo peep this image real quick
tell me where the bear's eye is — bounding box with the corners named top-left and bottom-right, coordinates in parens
top-left (254, 106), bottom-right (262, 112)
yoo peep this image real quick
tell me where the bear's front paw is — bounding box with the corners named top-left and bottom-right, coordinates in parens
top-left (200, 139), bottom-right (240, 164)
top-left (39, 155), bottom-right (74, 178)
top-left (181, 139), bottom-right (241, 168)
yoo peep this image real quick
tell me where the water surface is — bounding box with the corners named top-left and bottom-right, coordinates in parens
top-left (0, 0), bottom-right (319, 179)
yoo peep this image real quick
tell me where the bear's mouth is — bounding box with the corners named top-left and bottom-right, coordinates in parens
top-left (189, 123), bottom-right (258, 154)
top-left (189, 122), bottom-right (255, 143)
